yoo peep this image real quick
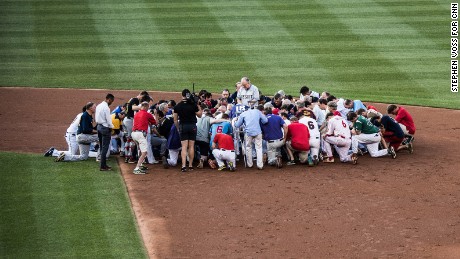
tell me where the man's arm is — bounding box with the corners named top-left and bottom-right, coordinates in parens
top-left (173, 113), bottom-right (179, 132)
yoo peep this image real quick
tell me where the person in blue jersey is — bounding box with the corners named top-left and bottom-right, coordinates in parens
top-left (261, 108), bottom-right (288, 168)
top-left (234, 104), bottom-right (268, 170)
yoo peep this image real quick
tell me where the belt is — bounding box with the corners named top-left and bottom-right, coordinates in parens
top-left (220, 149), bottom-right (235, 152)
top-left (134, 130), bottom-right (146, 133)
top-left (67, 132), bottom-right (76, 136)
top-left (268, 138), bottom-right (283, 143)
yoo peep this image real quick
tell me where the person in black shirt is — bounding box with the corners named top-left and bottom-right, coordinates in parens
top-left (173, 89), bottom-right (202, 172)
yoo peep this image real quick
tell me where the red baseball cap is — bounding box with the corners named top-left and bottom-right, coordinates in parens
top-left (367, 105), bottom-right (377, 111)
top-left (272, 108), bottom-right (279, 115)
top-left (333, 111), bottom-right (341, 116)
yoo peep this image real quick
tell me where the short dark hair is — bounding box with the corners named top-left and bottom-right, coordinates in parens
top-left (140, 91), bottom-right (149, 97)
top-left (140, 95), bottom-right (150, 103)
top-left (326, 95), bottom-right (336, 102)
top-left (318, 98), bottom-right (328, 105)
top-left (257, 104), bottom-right (264, 111)
top-left (264, 108), bottom-right (272, 114)
top-left (168, 100), bottom-right (176, 106)
top-left (356, 108), bottom-right (366, 116)
top-left (274, 93), bottom-right (282, 100)
top-left (387, 104), bottom-right (398, 114)
top-left (182, 89), bottom-right (191, 97)
top-left (299, 86), bottom-right (310, 94)
top-left (106, 93), bottom-right (114, 100)
top-left (344, 99), bottom-right (353, 106)
top-left (326, 112), bottom-right (334, 119)
top-left (157, 110), bottom-right (165, 118)
top-left (221, 113), bottom-right (229, 119)
top-left (347, 111), bottom-right (358, 121)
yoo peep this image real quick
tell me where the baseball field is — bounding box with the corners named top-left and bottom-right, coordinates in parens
top-left (1, 0), bottom-right (460, 258)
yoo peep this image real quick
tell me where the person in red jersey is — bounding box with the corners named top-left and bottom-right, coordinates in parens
top-left (131, 102), bottom-right (156, 174)
top-left (387, 104), bottom-right (416, 151)
top-left (284, 116), bottom-right (310, 165)
top-left (211, 133), bottom-right (236, 171)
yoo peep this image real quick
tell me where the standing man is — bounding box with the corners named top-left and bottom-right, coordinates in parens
top-left (95, 94), bottom-right (115, 171)
top-left (234, 105), bottom-right (268, 169)
top-left (131, 102), bottom-right (157, 174)
top-left (261, 108), bottom-right (287, 168)
top-left (174, 89), bottom-right (203, 172)
top-left (237, 77), bottom-right (260, 108)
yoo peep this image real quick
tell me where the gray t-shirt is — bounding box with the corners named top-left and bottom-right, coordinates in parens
top-left (196, 115), bottom-right (211, 142)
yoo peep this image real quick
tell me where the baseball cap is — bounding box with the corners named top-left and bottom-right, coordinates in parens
top-left (367, 105), bottom-right (377, 111)
top-left (272, 108), bottom-right (279, 115)
top-left (333, 111), bottom-right (341, 116)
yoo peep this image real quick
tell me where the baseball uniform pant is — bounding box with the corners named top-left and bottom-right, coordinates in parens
top-left (352, 133), bottom-right (388, 157)
top-left (110, 132), bottom-right (124, 153)
top-left (266, 139), bottom-right (284, 165)
top-left (166, 148), bottom-right (181, 166)
top-left (212, 149), bottom-right (236, 168)
top-left (65, 131), bottom-right (79, 155)
top-left (245, 134), bottom-right (263, 168)
top-left (97, 125), bottom-right (111, 168)
top-left (324, 136), bottom-right (352, 162)
top-left (286, 141), bottom-right (309, 163)
top-left (123, 118), bottom-right (134, 138)
top-left (309, 136), bottom-right (321, 159)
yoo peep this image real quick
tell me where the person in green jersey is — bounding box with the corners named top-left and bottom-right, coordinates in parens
top-left (347, 112), bottom-right (396, 159)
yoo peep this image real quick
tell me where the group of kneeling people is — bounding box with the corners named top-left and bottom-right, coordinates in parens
top-left (44, 89), bottom-right (415, 175)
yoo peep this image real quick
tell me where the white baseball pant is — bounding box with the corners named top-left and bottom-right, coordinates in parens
top-left (352, 133), bottom-right (388, 157)
top-left (212, 149), bottom-right (236, 168)
top-left (324, 136), bottom-right (352, 162)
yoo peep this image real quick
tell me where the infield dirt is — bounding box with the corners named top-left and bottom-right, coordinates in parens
top-left (1, 87), bottom-right (460, 258)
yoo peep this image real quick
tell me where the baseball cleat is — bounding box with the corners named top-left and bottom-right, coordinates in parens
top-left (133, 168), bottom-right (146, 175)
top-left (55, 152), bottom-right (65, 162)
top-left (276, 156), bottom-right (283, 169)
top-left (162, 156), bottom-right (169, 169)
top-left (313, 155), bottom-right (319, 165)
top-left (408, 143), bottom-right (414, 154)
top-left (351, 153), bottom-right (358, 165)
top-left (388, 146), bottom-right (397, 159)
top-left (44, 147), bottom-right (55, 157)
top-left (227, 162), bottom-right (235, 172)
top-left (218, 165), bottom-right (226, 171)
top-left (286, 160), bottom-right (296, 166)
top-left (323, 157), bottom-right (335, 163)
top-left (197, 158), bottom-right (204, 169)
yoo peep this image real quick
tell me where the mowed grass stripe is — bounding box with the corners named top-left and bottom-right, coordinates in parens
top-left (0, 1), bottom-right (41, 87)
top-left (261, 1), bottom-right (420, 100)
top-left (146, 0), bottom-right (257, 89)
top-left (202, 0), bottom-right (335, 91)
top-left (0, 152), bottom-right (147, 258)
top-left (31, 0), bottom-right (115, 88)
top-left (318, 0), bottom-right (446, 98)
top-left (87, 0), bottom-right (188, 88)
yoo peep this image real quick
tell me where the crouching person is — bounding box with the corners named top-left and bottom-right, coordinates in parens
top-left (211, 133), bottom-right (236, 172)
top-left (284, 116), bottom-right (310, 165)
top-left (162, 124), bottom-right (182, 169)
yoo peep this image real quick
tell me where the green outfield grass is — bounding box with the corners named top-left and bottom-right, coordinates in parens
top-left (0, 0), bottom-right (457, 108)
top-left (0, 152), bottom-right (147, 258)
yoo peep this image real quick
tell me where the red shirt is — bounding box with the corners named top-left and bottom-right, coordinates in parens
top-left (213, 133), bottom-right (234, 150)
top-left (133, 110), bottom-right (156, 132)
top-left (286, 121), bottom-right (310, 151)
top-left (395, 107), bottom-right (415, 134)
